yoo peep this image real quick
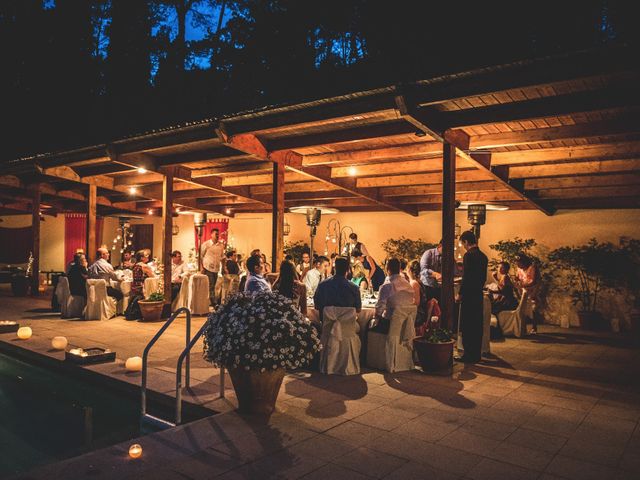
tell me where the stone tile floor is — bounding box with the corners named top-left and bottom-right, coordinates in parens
top-left (2, 288), bottom-right (639, 479)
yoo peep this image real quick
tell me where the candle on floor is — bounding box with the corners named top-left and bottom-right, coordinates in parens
top-left (51, 336), bottom-right (68, 350)
top-left (128, 444), bottom-right (142, 459)
top-left (17, 327), bottom-right (32, 340)
top-left (125, 356), bottom-right (143, 372)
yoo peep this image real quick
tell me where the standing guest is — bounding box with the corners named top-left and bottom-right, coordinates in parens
top-left (274, 261), bottom-right (307, 315)
top-left (515, 254), bottom-right (542, 334)
top-left (489, 261), bottom-right (518, 315)
top-left (170, 250), bottom-right (188, 301)
top-left (68, 253), bottom-right (89, 298)
top-left (313, 257), bottom-right (361, 323)
top-left (419, 240), bottom-right (443, 301)
top-left (244, 254), bottom-right (272, 294)
top-left (131, 250), bottom-right (155, 296)
top-left (343, 232), bottom-right (371, 258)
top-left (88, 247), bottom-right (123, 301)
top-left (296, 251), bottom-right (312, 279)
top-left (351, 249), bottom-right (385, 292)
top-left (200, 227), bottom-right (224, 306)
top-left (455, 231), bottom-right (488, 364)
top-left (304, 256), bottom-right (329, 296)
top-left (375, 258), bottom-right (415, 319)
top-left (407, 260), bottom-right (428, 326)
top-left (261, 253), bottom-right (272, 275)
top-left (118, 251), bottom-right (135, 270)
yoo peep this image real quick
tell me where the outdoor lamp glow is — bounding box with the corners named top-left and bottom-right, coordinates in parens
top-left (125, 356), bottom-right (143, 372)
top-left (17, 327), bottom-right (32, 340)
top-left (128, 444), bottom-right (143, 459)
top-left (51, 336), bottom-right (68, 350)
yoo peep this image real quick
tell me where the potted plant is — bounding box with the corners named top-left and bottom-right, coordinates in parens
top-left (203, 291), bottom-right (321, 416)
top-left (618, 238), bottom-right (640, 338)
top-left (548, 239), bottom-right (621, 330)
top-left (381, 236), bottom-right (437, 262)
top-left (413, 323), bottom-right (455, 372)
top-left (139, 292), bottom-right (165, 322)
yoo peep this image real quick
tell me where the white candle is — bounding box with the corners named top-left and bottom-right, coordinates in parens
top-left (125, 356), bottom-right (143, 372)
top-left (128, 444), bottom-right (142, 458)
top-left (51, 336), bottom-right (68, 350)
top-left (17, 327), bottom-right (32, 340)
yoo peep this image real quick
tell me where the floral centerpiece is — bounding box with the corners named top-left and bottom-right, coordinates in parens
top-left (203, 291), bottom-right (321, 415)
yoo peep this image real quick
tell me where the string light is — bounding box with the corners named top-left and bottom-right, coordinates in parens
top-left (137, 167), bottom-right (147, 174)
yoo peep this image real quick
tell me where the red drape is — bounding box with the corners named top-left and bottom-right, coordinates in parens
top-left (64, 214), bottom-right (104, 264)
top-left (195, 218), bottom-right (229, 252)
top-left (0, 226), bottom-right (33, 264)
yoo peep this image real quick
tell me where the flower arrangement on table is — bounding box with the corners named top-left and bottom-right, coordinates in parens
top-left (203, 291), bottom-right (322, 415)
top-left (203, 291), bottom-right (321, 372)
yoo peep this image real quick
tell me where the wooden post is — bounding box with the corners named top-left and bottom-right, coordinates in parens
top-left (86, 184), bottom-right (97, 263)
top-left (441, 142), bottom-right (456, 330)
top-left (30, 184), bottom-right (41, 296)
top-left (271, 162), bottom-right (285, 272)
top-left (162, 169), bottom-right (174, 314)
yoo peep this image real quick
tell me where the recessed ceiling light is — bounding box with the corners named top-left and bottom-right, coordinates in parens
top-left (348, 166), bottom-right (357, 177)
top-left (137, 167), bottom-right (148, 174)
top-left (128, 187), bottom-right (138, 195)
top-left (147, 209), bottom-right (153, 215)
top-left (225, 208), bottom-right (232, 215)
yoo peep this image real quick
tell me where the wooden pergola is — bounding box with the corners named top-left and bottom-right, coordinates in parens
top-left (2, 47), bottom-right (639, 323)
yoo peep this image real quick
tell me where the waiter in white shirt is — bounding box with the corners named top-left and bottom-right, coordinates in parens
top-left (200, 228), bottom-right (224, 306)
top-left (170, 250), bottom-right (188, 301)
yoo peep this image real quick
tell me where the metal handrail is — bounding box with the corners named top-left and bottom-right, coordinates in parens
top-left (141, 307), bottom-right (191, 418)
top-left (175, 318), bottom-right (226, 425)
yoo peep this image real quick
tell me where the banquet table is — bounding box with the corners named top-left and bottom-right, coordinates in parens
top-left (174, 273), bottom-right (210, 315)
top-left (306, 297), bottom-right (377, 332)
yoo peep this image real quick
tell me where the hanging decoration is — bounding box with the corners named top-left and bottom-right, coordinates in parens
top-left (110, 219), bottom-right (134, 256)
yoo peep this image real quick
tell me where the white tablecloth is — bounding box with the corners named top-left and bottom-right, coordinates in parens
top-left (307, 305), bottom-right (376, 332)
top-left (143, 277), bottom-right (160, 298)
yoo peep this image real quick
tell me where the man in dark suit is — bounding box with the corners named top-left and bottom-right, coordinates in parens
top-left (456, 230), bottom-right (488, 363)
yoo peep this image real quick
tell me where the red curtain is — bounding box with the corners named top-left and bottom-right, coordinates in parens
top-left (0, 226), bottom-right (33, 264)
top-left (195, 218), bottom-right (229, 252)
top-left (64, 214), bottom-right (104, 264)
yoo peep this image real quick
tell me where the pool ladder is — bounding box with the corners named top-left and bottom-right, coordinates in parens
top-left (140, 307), bottom-right (225, 429)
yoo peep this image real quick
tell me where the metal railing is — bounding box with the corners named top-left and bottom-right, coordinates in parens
top-left (141, 307), bottom-right (226, 427)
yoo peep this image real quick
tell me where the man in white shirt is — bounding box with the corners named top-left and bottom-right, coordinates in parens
top-left (170, 250), bottom-right (188, 301)
top-left (296, 251), bottom-right (311, 279)
top-left (375, 258), bottom-right (414, 319)
top-left (200, 228), bottom-right (225, 306)
top-left (304, 256), bottom-right (329, 297)
top-left (88, 247), bottom-right (123, 301)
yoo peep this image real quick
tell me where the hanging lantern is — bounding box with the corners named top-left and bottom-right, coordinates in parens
top-left (172, 222), bottom-right (179, 236)
top-left (283, 219), bottom-right (291, 236)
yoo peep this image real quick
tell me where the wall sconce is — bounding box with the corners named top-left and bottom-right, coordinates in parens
top-left (283, 218), bottom-right (291, 236)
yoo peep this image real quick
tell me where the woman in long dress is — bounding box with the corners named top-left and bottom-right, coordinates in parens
top-left (273, 260), bottom-right (307, 315)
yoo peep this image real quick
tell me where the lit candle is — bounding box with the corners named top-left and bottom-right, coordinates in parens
top-left (51, 336), bottom-right (68, 350)
top-left (125, 356), bottom-right (143, 372)
top-left (128, 444), bottom-right (143, 459)
top-left (69, 348), bottom-right (83, 356)
top-left (17, 327), bottom-right (32, 340)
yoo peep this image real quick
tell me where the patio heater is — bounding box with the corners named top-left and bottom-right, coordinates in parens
top-left (194, 212), bottom-right (207, 271)
top-left (305, 208), bottom-right (322, 261)
top-left (467, 204), bottom-right (486, 239)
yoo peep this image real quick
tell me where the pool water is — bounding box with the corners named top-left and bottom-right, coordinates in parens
top-left (0, 352), bottom-right (176, 477)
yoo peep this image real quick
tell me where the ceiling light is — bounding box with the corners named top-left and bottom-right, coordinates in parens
top-left (348, 166), bottom-right (357, 177)
top-left (147, 209), bottom-right (153, 215)
top-left (225, 208), bottom-right (232, 215)
top-left (137, 167), bottom-right (148, 174)
top-left (128, 187), bottom-right (138, 195)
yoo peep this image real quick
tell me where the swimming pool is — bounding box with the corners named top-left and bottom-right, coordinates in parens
top-left (0, 351), bottom-right (209, 478)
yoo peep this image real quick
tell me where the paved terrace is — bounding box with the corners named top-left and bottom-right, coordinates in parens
top-left (2, 289), bottom-right (639, 480)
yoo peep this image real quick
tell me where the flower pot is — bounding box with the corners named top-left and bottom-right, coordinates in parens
top-left (138, 300), bottom-right (164, 322)
top-left (413, 338), bottom-right (454, 372)
top-left (11, 274), bottom-right (30, 297)
top-left (577, 310), bottom-right (606, 330)
top-left (228, 367), bottom-right (285, 416)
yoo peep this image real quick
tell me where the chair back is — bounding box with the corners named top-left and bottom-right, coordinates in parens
top-left (387, 305), bottom-right (417, 344)
top-left (321, 306), bottom-right (358, 341)
top-left (515, 289), bottom-right (529, 313)
top-left (86, 278), bottom-right (108, 302)
top-left (56, 276), bottom-right (70, 301)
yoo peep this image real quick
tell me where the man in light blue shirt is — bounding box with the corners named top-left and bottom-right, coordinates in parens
top-left (244, 254), bottom-right (272, 294)
top-left (304, 256), bottom-right (329, 296)
top-left (419, 240), bottom-right (442, 301)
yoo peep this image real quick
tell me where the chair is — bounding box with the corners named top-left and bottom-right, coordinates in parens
top-left (84, 279), bottom-right (116, 321)
top-left (367, 302), bottom-right (417, 373)
top-left (221, 273), bottom-right (240, 303)
top-left (56, 276), bottom-right (86, 318)
top-left (497, 290), bottom-right (528, 338)
top-left (174, 274), bottom-right (210, 315)
top-left (319, 306), bottom-right (361, 375)
top-left (482, 294), bottom-right (492, 355)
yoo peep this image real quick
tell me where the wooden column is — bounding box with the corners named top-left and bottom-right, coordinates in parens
top-left (162, 169), bottom-right (174, 313)
top-left (441, 142), bottom-right (456, 330)
top-left (30, 184), bottom-right (41, 296)
top-left (86, 184), bottom-right (97, 263)
top-left (271, 162), bottom-right (285, 272)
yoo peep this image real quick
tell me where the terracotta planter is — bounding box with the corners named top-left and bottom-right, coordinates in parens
top-left (139, 300), bottom-right (164, 322)
top-left (577, 310), bottom-right (606, 330)
top-left (228, 367), bottom-right (285, 416)
top-left (413, 338), bottom-right (454, 372)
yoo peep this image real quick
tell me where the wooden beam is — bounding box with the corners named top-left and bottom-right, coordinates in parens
top-left (381, 181), bottom-right (501, 197)
top-left (524, 173), bottom-right (640, 190)
top-left (30, 184), bottom-right (41, 296)
top-left (469, 115), bottom-right (640, 149)
top-left (86, 184), bottom-right (97, 263)
top-left (535, 185), bottom-right (640, 199)
top-left (509, 159), bottom-right (640, 179)
top-left (0, 175), bottom-right (22, 188)
top-left (191, 161), bottom-right (272, 177)
top-left (162, 169), bottom-right (174, 311)
top-left (302, 142), bottom-right (443, 166)
top-left (41, 165), bottom-right (115, 190)
top-left (272, 163), bottom-right (285, 271)
top-left (441, 143), bottom-right (455, 331)
top-left (356, 169), bottom-right (490, 188)
top-left (492, 142), bottom-right (640, 166)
